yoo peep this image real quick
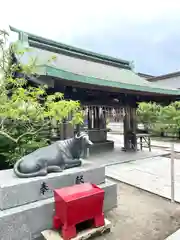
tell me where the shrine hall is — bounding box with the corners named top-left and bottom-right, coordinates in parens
top-left (9, 26), bottom-right (180, 154)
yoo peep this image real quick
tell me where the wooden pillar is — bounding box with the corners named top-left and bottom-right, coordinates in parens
top-left (123, 105), bottom-right (137, 151)
top-left (123, 106), bottom-right (130, 150)
top-left (103, 107), bottom-right (106, 129)
top-left (75, 124), bottom-right (80, 135)
top-left (96, 106), bottom-right (100, 128)
top-left (130, 107), bottom-right (137, 150)
top-left (94, 106), bottom-right (99, 129)
top-left (63, 119), bottom-right (67, 140)
top-left (88, 106), bottom-right (92, 129)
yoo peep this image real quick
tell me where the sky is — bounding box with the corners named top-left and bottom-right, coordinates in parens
top-left (1, 0), bottom-right (180, 76)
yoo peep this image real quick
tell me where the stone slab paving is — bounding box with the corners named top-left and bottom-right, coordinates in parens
top-left (89, 148), bottom-right (168, 167)
top-left (88, 133), bottom-right (168, 167)
top-left (108, 132), bottom-right (180, 152)
top-left (106, 156), bottom-right (180, 203)
top-left (149, 139), bottom-right (180, 152)
top-left (165, 229), bottom-right (180, 239)
top-left (106, 132), bottom-right (180, 240)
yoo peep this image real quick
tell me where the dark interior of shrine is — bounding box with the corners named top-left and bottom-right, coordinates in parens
top-left (43, 76), bottom-right (176, 107)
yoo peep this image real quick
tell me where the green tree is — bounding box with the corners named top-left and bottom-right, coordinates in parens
top-left (137, 101), bottom-right (180, 138)
top-left (136, 102), bottom-right (161, 131)
top-left (0, 29), bottom-right (83, 166)
top-left (157, 101), bottom-right (180, 137)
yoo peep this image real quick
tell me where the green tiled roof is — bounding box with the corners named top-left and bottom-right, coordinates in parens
top-left (37, 64), bottom-right (180, 96)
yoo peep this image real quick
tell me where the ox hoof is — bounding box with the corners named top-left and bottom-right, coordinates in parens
top-left (47, 166), bottom-right (63, 173)
top-left (39, 169), bottom-right (48, 176)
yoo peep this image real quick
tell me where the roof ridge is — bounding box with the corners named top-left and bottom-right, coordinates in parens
top-left (148, 71), bottom-right (180, 81)
top-left (9, 26), bottom-right (132, 69)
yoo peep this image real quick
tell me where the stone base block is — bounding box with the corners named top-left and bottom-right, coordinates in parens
top-left (0, 180), bottom-right (117, 240)
top-left (0, 161), bottom-right (105, 210)
top-left (89, 141), bottom-right (114, 155)
top-left (41, 218), bottom-right (111, 240)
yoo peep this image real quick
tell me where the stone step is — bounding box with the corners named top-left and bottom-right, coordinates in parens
top-left (0, 179), bottom-right (117, 240)
top-left (0, 161), bottom-right (105, 210)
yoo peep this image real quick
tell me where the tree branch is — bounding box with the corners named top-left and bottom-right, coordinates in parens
top-left (16, 121), bottom-right (50, 143)
top-left (0, 121), bottom-right (50, 144)
top-left (0, 131), bottom-right (17, 143)
top-left (0, 118), bottom-right (6, 130)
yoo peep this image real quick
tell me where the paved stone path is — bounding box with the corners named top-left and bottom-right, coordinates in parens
top-left (166, 229), bottom-right (180, 239)
top-left (106, 156), bottom-right (180, 203)
top-left (106, 132), bottom-right (180, 239)
top-left (108, 131), bottom-right (180, 152)
top-left (89, 146), bottom-right (168, 167)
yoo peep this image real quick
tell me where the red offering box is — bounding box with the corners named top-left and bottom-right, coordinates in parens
top-left (53, 183), bottom-right (105, 239)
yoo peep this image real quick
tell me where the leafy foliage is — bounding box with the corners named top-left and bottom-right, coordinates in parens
top-left (136, 102), bottom-right (161, 130)
top-left (158, 101), bottom-right (180, 135)
top-left (0, 29), bottom-right (83, 166)
top-left (137, 101), bottom-right (180, 136)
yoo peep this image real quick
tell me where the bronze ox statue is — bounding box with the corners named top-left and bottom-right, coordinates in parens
top-left (13, 132), bottom-right (93, 178)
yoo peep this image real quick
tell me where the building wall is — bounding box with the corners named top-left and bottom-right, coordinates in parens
top-left (150, 75), bottom-right (180, 89)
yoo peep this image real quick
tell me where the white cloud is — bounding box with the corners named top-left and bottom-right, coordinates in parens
top-left (1, 0), bottom-right (180, 74)
top-left (1, 0), bottom-right (180, 42)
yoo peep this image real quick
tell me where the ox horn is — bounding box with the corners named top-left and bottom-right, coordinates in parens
top-left (75, 132), bottom-right (86, 139)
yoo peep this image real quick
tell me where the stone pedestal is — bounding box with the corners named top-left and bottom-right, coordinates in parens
top-left (88, 129), bottom-right (114, 155)
top-left (0, 161), bottom-right (117, 240)
top-left (88, 129), bottom-right (108, 143)
top-left (89, 140), bottom-right (114, 155)
top-left (0, 161), bottom-right (104, 210)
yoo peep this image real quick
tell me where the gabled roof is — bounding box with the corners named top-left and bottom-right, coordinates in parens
top-left (148, 71), bottom-right (180, 81)
top-left (10, 26), bottom-right (180, 97)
